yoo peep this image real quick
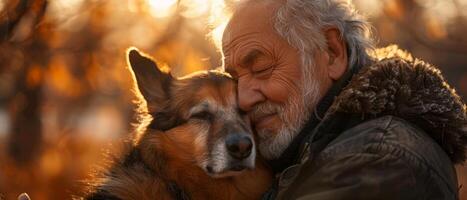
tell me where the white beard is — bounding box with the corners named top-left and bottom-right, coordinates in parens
top-left (256, 71), bottom-right (321, 160)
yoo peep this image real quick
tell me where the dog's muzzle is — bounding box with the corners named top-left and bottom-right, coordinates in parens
top-left (205, 133), bottom-right (256, 177)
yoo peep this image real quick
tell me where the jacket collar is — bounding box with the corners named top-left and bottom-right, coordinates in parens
top-left (321, 45), bottom-right (466, 164)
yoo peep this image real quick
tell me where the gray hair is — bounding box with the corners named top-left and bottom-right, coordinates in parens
top-left (273, 0), bottom-right (375, 75)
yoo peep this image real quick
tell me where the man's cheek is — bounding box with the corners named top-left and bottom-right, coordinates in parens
top-left (263, 73), bottom-right (301, 103)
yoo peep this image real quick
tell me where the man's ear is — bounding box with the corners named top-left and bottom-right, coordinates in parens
top-left (324, 28), bottom-right (348, 81)
top-left (127, 47), bottom-right (173, 112)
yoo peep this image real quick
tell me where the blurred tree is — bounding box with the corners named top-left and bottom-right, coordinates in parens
top-left (382, 0), bottom-right (467, 53)
top-left (357, 0), bottom-right (467, 99)
top-left (1, 0), bottom-right (48, 165)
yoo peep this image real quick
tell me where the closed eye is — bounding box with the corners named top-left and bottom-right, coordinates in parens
top-left (252, 66), bottom-right (273, 78)
top-left (190, 110), bottom-right (213, 122)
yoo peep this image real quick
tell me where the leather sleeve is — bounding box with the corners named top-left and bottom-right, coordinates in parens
top-left (279, 152), bottom-right (421, 200)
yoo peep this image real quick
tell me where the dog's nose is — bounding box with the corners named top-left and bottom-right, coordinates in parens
top-left (225, 134), bottom-right (252, 159)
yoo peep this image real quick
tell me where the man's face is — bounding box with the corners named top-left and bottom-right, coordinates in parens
top-left (222, 1), bottom-right (331, 159)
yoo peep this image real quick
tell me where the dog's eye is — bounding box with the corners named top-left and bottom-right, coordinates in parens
top-left (190, 111), bottom-right (213, 121)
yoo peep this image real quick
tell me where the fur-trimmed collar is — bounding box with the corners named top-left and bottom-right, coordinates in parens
top-left (326, 45), bottom-right (467, 164)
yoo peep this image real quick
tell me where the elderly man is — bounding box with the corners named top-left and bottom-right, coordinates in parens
top-left (222, 0), bottom-right (467, 199)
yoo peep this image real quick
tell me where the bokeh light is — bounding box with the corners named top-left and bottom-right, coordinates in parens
top-left (147, 0), bottom-right (178, 18)
top-left (0, 0), bottom-right (466, 199)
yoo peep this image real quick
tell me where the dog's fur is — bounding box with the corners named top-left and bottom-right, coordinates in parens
top-left (81, 48), bottom-right (272, 200)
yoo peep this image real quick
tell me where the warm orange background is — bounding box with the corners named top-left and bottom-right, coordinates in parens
top-left (0, 0), bottom-right (466, 199)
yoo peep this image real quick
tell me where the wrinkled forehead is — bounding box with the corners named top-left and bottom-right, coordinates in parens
top-left (222, 1), bottom-right (282, 51)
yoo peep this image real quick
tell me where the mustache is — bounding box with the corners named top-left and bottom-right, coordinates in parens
top-left (249, 102), bottom-right (284, 122)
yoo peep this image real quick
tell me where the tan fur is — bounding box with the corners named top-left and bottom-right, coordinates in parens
top-left (81, 48), bottom-right (272, 200)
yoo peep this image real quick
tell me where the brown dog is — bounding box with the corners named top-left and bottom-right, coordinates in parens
top-left (82, 48), bottom-right (272, 200)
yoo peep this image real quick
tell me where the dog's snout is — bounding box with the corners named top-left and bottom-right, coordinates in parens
top-left (225, 134), bottom-right (252, 159)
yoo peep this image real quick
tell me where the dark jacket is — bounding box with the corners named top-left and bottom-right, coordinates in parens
top-left (266, 46), bottom-right (467, 200)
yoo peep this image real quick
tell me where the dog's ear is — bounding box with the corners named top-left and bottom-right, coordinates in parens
top-left (127, 47), bottom-right (173, 112)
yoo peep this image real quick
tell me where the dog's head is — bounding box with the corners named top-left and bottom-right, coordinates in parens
top-left (127, 48), bottom-right (255, 177)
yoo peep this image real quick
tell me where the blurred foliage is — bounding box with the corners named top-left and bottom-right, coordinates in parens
top-left (0, 0), bottom-right (466, 199)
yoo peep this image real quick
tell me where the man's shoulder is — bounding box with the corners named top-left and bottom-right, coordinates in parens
top-left (322, 115), bottom-right (450, 163)
top-left (315, 115), bottom-right (458, 190)
top-left (275, 115), bottom-right (459, 200)
top-left (327, 115), bottom-right (434, 150)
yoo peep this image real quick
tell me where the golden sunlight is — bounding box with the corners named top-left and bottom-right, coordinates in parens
top-left (47, 0), bottom-right (85, 22)
top-left (211, 22), bottom-right (228, 50)
top-left (0, 1), bottom-right (4, 13)
top-left (147, 0), bottom-right (178, 18)
top-left (208, 0), bottom-right (234, 50)
top-left (353, 0), bottom-right (383, 17)
top-left (180, 0), bottom-right (211, 18)
top-left (1, 0), bottom-right (467, 199)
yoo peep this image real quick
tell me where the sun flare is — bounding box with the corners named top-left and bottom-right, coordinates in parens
top-left (147, 0), bottom-right (178, 18)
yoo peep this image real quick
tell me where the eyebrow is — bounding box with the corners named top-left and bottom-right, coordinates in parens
top-left (225, 49), bottom-right (263, 78)
top-left (189, 101), bottom-right (210, 115)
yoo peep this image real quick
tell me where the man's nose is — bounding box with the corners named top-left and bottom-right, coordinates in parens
top-left (238, 78), bottom-right (265, 112)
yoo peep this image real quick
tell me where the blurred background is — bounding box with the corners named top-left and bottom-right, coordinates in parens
top-left (0, 0), bottom-right (466, 199)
